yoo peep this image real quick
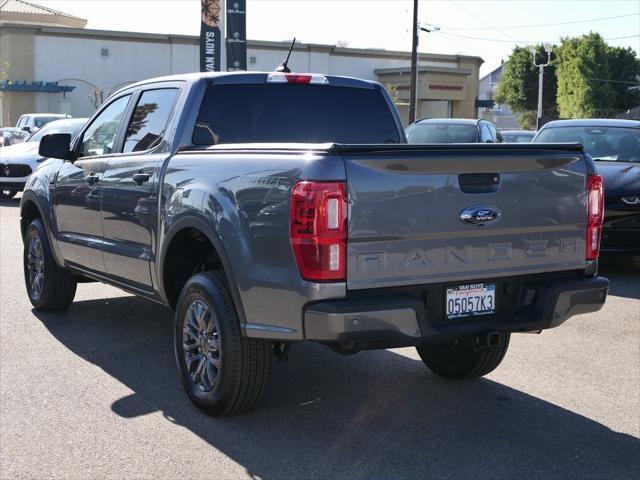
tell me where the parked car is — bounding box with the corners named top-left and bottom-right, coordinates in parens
top-left (0, 127), bottom-right (30, 147)
top-left (500, 129), bottom-right (535, 143)
top-left (15, 113), bottom-right (70, 134)
top-left (23, 72), bottom-right (608, 416)
top-left (533, 119), bottom-right (640, 253)
top-left (1, 118), bottom-right (87, 199)
top-left (406, 118), bottom-right (503, 143)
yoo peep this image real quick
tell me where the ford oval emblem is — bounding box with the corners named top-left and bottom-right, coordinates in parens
top-left (460, 205), bottom-right (501, 226)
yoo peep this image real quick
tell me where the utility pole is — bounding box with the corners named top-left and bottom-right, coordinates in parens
top-left (530, 43), bottom-right (553, 130)
top-left (409, 0), bottom-right (419, 124)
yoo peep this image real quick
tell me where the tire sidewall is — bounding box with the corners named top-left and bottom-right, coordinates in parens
top-left (174, 273), bottom-right (241, 413)
top-left (23, 219), bottom-right (53, 308)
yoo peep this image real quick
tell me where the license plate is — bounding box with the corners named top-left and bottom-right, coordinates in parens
top-left (446, 283), bottom-right (496, 319)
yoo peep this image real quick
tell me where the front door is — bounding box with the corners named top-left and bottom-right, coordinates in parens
top-left (53, 94), bottom-right (132, 273)
top-left (100, 88), bottom-right (178, 290)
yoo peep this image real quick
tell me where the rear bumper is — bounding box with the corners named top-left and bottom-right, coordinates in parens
top-left (304, 274), bottom-right (609, 346)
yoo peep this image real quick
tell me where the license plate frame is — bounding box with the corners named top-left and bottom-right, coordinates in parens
top-left (445, 283), bottom-right (496, 320)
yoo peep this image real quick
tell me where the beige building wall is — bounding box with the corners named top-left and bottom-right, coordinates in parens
top-left (0, 25), bottom-right (36, 126)
top-left (377, 58), bottom-right (483, 126)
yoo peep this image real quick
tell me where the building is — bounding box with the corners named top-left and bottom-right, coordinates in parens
top-left (0, 0), bottom-right (484, 127)
top-left (477, 63), bottom-right (520, 129)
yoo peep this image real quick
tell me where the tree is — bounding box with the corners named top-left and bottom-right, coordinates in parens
top-left (605, 45), bottom-right (640, 110)
top-left (494, 45), bottom-right (557, 128)
top-left (555, 32), bottom-right (616, 118)
top-left (384, 83), bottom-right (400, 107)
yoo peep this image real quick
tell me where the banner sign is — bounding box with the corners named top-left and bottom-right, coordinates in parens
top-left (225, 0), bottom-right (247, 71)
top-left (200, 0), bottom-right (223, 72)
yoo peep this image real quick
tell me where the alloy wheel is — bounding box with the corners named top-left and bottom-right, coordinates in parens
top-left (27, 235), bottom-right (44, 301)
top-left (182, 300), bottom-right (222, 392)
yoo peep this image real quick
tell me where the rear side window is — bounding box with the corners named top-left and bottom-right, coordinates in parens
top-left (123, 88), bottom-right (178, 153)
top-left (193, 84), bottom-right (401, 145)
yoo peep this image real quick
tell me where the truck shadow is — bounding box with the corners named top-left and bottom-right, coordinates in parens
top-left (34, 295), bottom-right (639, 479)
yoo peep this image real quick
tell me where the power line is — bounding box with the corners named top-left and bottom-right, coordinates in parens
top-left (437, 31), bottom-right (640, 45)
top-left (439, 13), bottom-right (640, 31)
top-left (589, 78), bottom-right (640, 85)
top-left (605, 34), bottom-right (640, 41)
top-left (448, 0), bottom-right (519, 42)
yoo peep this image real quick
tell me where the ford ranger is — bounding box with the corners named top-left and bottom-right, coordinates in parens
top-left (22, 71), bottom-right (609, 416)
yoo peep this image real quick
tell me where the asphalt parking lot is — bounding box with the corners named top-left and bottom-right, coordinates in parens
top-left (1, 195), bottom-right (638, 479)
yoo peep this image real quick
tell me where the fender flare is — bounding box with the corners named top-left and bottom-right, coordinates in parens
top-left (19, 190), bottom-right (66, 268)
top-left (156, 214), bottom-right (248, 332)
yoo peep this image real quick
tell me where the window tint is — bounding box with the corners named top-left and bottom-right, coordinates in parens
top-left (34, 116), bottom-right (61, 128)
top-left (123, 89), bottom-right (178, 153)
top-left (405, 123), bottom-right (478, 143)
top-left (487, 124), bottom-right (499, 142)
top-left (534, 126), bottom-right (640, 162)
top-left (193, 84), bottom-right (401, 145)
top-left (480, 123), bottom-right (493, 143)
top-left (79, 95), bottom-right (131, 157)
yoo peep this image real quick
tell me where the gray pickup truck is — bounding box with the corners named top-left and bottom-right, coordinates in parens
top-left (22, 71), bottom-right (609, 416)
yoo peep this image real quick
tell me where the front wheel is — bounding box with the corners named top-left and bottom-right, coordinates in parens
top-left (174, 272), bottom-right (271, 416)
top-left (23, 218), bottom-right (77, 310)
top-left (416, 333), bottom-right (510, 379)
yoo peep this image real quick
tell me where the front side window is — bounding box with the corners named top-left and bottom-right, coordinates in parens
top-left (79, 95), bottom-right (131, 158)
top-left (123, 89), bottom-right (178, 153)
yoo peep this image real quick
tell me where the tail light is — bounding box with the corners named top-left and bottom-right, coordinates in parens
top-left (290, 181), bottom-right (347, 281)
top-left (586, 174), bottom-right (604, 260)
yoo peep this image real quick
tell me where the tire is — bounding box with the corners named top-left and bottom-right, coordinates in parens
top-left (0, 188), bottom-right (17, 199)
top-left (416, 333), bottom-right (510, 379)
top-left (23, 218), bottom-right (77, 311)
top-left (174, 271), bottom-right (271, 416)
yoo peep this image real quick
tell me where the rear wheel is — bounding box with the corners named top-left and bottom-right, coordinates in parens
top-left (23, 218), bottom-right (77, 310)
top-left (0, 188), bottom-right (17, 199)
top-left (416, 333), bottom-right (510, 379)
top-left (174, 272), bottom-right (271, 416)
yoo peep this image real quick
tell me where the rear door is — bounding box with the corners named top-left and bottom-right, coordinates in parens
top-left (344, 146), bottom-right (588, 290)
top-left (100, 87), bottom-right (179, 290)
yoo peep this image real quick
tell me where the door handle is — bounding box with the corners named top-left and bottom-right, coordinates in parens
top-left (85, 172), bottom-right (99, 185)
top-left (132, 172), bottom-right (150, 186)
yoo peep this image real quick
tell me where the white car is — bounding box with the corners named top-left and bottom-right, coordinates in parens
top-left (1, 118), bottom-right (87, 199)
top-left (15, 113), bottom-right (71, 134)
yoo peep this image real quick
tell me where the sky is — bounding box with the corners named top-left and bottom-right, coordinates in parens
top-left (36, 0), bottom-right (640, 77)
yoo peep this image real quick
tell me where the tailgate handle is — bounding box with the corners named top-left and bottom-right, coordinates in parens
top-left (458, 173), bottom-right (500, 193)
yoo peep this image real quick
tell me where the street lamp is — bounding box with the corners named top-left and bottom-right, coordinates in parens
top-left (530, 43), bottom-right (552, 129)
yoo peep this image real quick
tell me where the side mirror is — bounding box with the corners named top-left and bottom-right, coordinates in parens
top-left (21, 126), bottom-right (31, 133)
top-left (39, 133), bottom-right (73, 160)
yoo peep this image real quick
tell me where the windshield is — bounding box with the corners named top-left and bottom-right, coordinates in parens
top-left (193, 84), bottom-right (401, 145)
top-left (534, 126), bottom-right (640, 162)
top-left (33, 116), bottom-right (63, 128)
top-left (28, 121), bottom-right (84, 143)
top-left (405, 123), bottom-right (478, 143)
top-left (502, 132), bottom-right (534, 143)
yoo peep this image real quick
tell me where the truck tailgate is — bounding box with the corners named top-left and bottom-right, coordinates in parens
top-left (342, 145), bottom-right (589, 290)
